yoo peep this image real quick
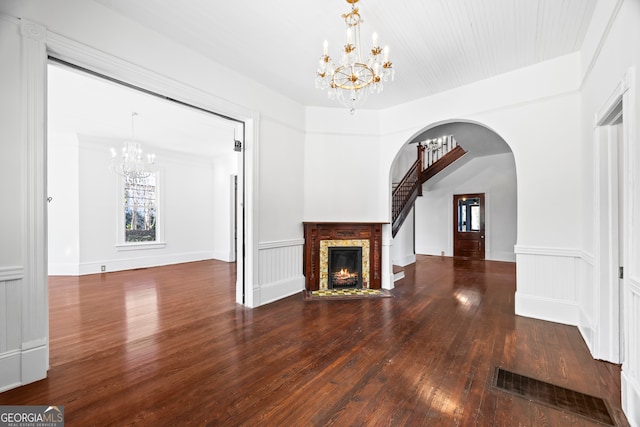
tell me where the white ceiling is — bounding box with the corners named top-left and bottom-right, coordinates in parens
top-left (48, 63), bottom-right (239, 157)
top-left (49, 0), bottom-right (598, 157)
top-left (94, 0), bottom-right (597, 110)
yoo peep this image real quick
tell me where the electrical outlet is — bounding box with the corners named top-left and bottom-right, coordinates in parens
top-left (101, 265), bottom-right (106, 272)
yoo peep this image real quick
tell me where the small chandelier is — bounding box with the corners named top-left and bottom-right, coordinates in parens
top-left (315, 0), bottom-right (394, 114)
top-left (110, 112), bottom-right (156, 181)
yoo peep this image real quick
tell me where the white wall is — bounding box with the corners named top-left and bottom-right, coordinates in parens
top-left (304, 108), bottom-right (383, 222)
top-left (390, 143), bottom-right (418, 184)
top-left (211, 152), bottom-right (238, 262)
top-left (48, 132), bottom-right (81, 275)
top-left (415, 153), bottom-right (517, 262)
top-left (390, 207), bottom-right (415, 267)
top-left (47, 134), bottom-right (231, 275)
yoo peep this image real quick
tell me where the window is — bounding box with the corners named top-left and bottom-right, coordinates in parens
top-left (124, 174), bottom-right (156, 242)
top-left (117, 172), bottom-right (165, 250)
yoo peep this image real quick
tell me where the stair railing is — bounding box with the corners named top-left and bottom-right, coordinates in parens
top-left (423, 135), bottom-right (457, 170)
top-left (392, 135), bottom-right (463, 237)
top-left (391, 144), bottom-right (424, 236)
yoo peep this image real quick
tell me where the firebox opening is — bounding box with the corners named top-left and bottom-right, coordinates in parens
top-left (328, 247), bottom-right (363, 289)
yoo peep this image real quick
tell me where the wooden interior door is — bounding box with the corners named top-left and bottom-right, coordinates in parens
top-left (453, 193), bottom-right (485, 259)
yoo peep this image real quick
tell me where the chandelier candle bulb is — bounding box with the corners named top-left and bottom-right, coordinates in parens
top-left (323, 40), bottom-right (328, 55)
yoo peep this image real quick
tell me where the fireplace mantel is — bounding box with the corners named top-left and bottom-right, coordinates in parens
top-left (303, 222), bottom-right (385, 291)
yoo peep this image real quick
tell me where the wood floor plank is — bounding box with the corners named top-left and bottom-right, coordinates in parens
top-left (0, 257), bottom-right (630, 426)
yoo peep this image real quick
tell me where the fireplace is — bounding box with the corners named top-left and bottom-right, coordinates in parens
top-left (303, 222), bottom-right (385, 291)
top-left (328, 247), bottom-right (362, 289)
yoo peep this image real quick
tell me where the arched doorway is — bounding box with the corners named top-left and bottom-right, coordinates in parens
top-left (389, 120), bottom-right (517, 270)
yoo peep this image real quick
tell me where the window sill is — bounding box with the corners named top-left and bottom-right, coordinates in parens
top-left (116, 242), bottom-right (167, 251)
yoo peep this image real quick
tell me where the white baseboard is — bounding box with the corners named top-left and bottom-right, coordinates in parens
top-left (393, 271), bottom-right (405, 282)
top-left (0, 345), bottom-right (47, 393)
top-left (515, 292), bottom-right (579, 326)
top-left (622, 370), bottom-right (640, 427)
top-left (578, 306), bottom-right (595, 354)
top-left (212, 250), bottom-right (235, 263)
top-left (383, 272), bottom-right (396, 290)
top-left (0, 351), bottom-right (21, 393)
top-left (73, 251), bottom-right (216, 275)
top-left (488, 251), bottom-right (516, 262)
top-left (257, 275), bottom-right (305, 306)
top-left (48, 262), bottom-right (80, 276)
top-left (392, 254), bottom-right (416, 267)
top-left (21, 345), bottom-right (48, 385)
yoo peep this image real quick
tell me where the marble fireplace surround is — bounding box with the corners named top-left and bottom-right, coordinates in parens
top-left (303, 222), bottom-right (384, 291)
top-left (320, 239), bottom-right (370, 290)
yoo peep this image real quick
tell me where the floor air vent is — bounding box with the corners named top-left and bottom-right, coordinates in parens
top-left (492, 367), bottom-right (615, 426)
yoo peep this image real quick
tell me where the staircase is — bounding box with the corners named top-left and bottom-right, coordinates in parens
top-left (391, 136), bottom-right (466, 237)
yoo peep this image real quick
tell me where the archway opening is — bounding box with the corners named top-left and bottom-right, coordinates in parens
top-left (389, 120), bottom-right (517, 273)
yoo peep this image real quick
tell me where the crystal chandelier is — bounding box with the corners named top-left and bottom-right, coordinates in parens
top-left (315, 0), bottom-right (394, 114)
top-left (110, 112), bottom-right (156, 181)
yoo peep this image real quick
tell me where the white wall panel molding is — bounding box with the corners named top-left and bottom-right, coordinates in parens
top-left (45, 31), bottom-right (253, 122)
top-left (257, 241), bottom-right (304, 306)
top-left (258, 239), bottom-right (305, 250)
top-left (0, 267), bottom-right (24, 282)
top-left (19, 18), bottom-right (48, 385)
top-left (514, 249), bottom-right (595, 341)
top-left (580, 0), bottom-right (625, 91)
top-left (514, 245), bottom-right (584, 258)
top-left (0, 13), bottom-right (19, 25)
top-left (623, 281), bottom-right (640, 425)
top-left (0, 279), bottom-right (22, 354)
top-left (621, 372), bottom-right (640, 427)
top-left (515, 248), bottom-right (581, 326)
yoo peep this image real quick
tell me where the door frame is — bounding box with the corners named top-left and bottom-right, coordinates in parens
top-left (593, 68), bottom-right (635, 364)
top-left (11, 18), bottom-right (260, 388)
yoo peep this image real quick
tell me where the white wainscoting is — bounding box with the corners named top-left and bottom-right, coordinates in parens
top-left (514, 246), bottom-right (583, 326)
top-left (256, 239), bottom-right (305, 306)
top-left (623, 277), bottom-right (640, 426)
top-left (0, 268), bottom-right (23, 392)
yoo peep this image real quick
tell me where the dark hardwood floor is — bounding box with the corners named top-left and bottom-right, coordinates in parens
top-left (0, 256), bottom-right (629, 426)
